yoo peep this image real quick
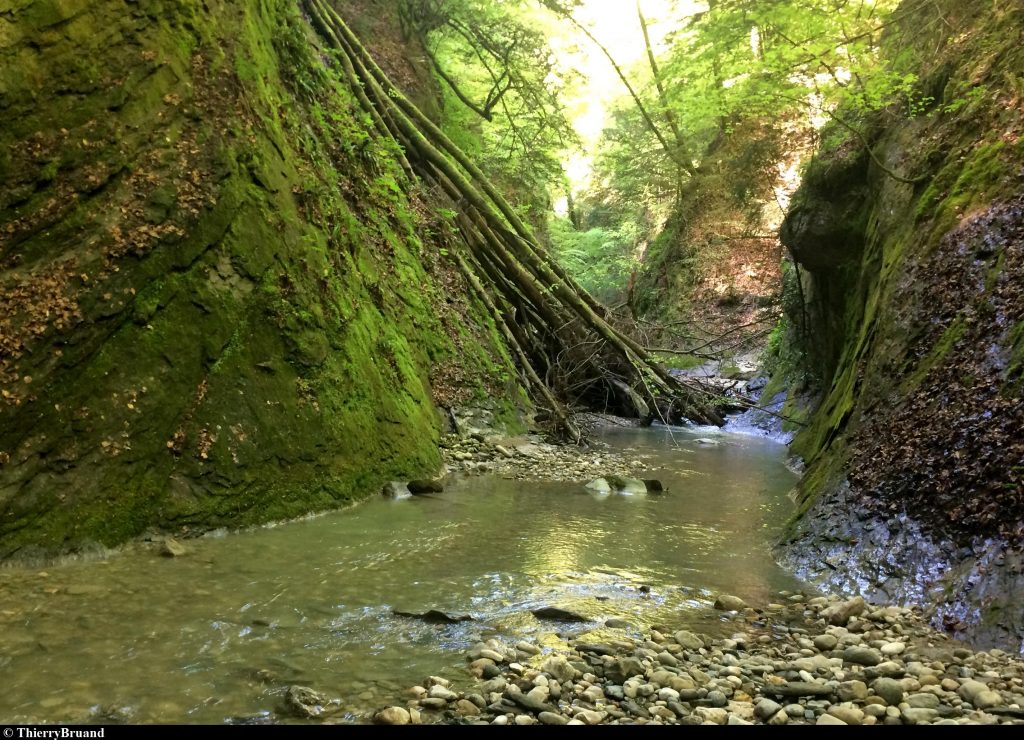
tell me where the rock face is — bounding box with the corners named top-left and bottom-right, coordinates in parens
top-left (0, 0), bottom-right (520, 559)
top-left (775, 0), bottom-right (1024, 650)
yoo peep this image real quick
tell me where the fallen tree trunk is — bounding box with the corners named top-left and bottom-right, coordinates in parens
top-left (304, 0), bottom-right (725, 433)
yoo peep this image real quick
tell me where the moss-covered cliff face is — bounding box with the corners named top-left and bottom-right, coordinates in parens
top-left (776, 0), bottom-right (1024, 647)
top-left (0, 0), bottom-right (521, 559)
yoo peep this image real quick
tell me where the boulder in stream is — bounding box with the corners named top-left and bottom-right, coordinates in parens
top-left (605, 475), bottom-right (647, 495)
top-left (381, 481), bottom-right (412, 499)
top-left (160, 538), bottom-right (187, 557)
top-left (585, 476), bottom-right (656, 495)
top-left (531, 606), bottom-right (590, 622)
top-left (392, 608), bottom-right (475, 624)
top-left (714, 593), bottom-right (748, 611)
top-left (281, 685), bottom-right (338, 718)
top-left (408, 479), bottom-right (444, 494)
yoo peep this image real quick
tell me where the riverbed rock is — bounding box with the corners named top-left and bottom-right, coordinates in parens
top-left (373, 706), bottom-right (410, 725)
top-left (754, 699), bottom-right (783, 720)
top-left (714, 594), bottom-right (747, 611)
top-left (531, 606), bottom-right (589, 622)
top-left (872, 677), bottom-right (905, 706)
top-left (507, 690), bottom-right (553, 714)
top-left (428, 685), bottom-right (458, 702)
top-left (392, 609), bottom-right (474, 624)
top-left (574, 709), bottom-right (607, 725)
top-left (824, 596), bottom-right (866, 625)
top-left (880, 641), bottom-right (906, 656)
top-left (381, 481), bottom-right (411, 499)
top-left (813, 633), bottom-right (839, 651)
top-left (673, 630), bottom-right (705, 650)
top-left (843, 645), bottom-right (882, 666)
top-left (585, 478), bottom-right (612, 493)
top-left (642, 479), bottom-right (665, 492)
top-left (282, 686), bottom-right (335, 718)
top-left (606, 656), bottom-right (646, 684)
top-left (515, 641), bottom-right (542, 656)
top-left (901, 707), bottom-right (939, 724)
top-left (837, 680), bottom-right (868, 702)
top-left (407, 479), bottom-right (444, 494)
top-left (373, 585), bottom-right (1024, 728)
top-left (539, 711), bottom-right (569, 725)
top-left (604, 475), bottom-right (647, 495)
top-left (160, 538), bottom-right (187, 557)
top-left (906, 693), bottom-right (940, 709)
top-left (972, 690), bottom-right (1003, 710)
top-left (762, 681), bottom-right (833, 698)
top-left (958, 679), bottom-right (990, 703)
top-left (694, 707), bottom-right (729, 724)
top-left (828, 704), bottom-right (865, 724)
top-left (540, 655), bottom-right (576, 684)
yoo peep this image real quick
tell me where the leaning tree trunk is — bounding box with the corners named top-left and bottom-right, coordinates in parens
top-left (304, 0), bottom-right (724, 435)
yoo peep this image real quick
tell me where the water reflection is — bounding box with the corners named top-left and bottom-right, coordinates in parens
top-left (0, 425), bottom-right (801, 723)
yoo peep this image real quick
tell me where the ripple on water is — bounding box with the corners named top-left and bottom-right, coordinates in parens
top-left (0, 426), bottom-right (802, 723)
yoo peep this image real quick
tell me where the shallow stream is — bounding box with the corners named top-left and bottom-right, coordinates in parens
top-left (0, 425), bottom-right (802, 723)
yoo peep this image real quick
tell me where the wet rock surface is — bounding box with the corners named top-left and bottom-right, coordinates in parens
top-left (374, 591), bottom-right (1024, 726)
top-left (777, 481), bottom-right (1024, 651)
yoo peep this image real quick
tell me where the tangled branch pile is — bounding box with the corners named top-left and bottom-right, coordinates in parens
top-left (304, 0), bottom-right (723, 438)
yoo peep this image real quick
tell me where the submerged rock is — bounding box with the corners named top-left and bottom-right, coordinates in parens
top-left (604, 475), bottom-right (647, 495)
top-left (281, 686), bottom-right (336, 719)
top-left (160, 538), bottom-right (187, 558)
top-left (586, 475), bottom-right (655, 495)
top-left (381, 481), bottom-right (411, 499)
top-left (531, 606), bottom-right (590, 622)
top-left (392, 609), bottom-right (474, 624)
top-left (713, 593), bottom-right (747, 611)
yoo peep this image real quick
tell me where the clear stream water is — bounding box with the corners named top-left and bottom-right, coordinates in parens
top-left (0, 425), bottom-right (802, 724)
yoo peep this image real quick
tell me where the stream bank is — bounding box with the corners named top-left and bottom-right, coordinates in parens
top-left (369, 590), bottom-right (1024, 726)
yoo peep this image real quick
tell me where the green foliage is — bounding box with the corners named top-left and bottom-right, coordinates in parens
top-left (401, 0), bottom-right (579, 216)
top-left (546, 216), bottom-right (641, 301)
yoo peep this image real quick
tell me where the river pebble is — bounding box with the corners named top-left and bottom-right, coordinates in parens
top-left (371, 590), bottom-right (1024, 726)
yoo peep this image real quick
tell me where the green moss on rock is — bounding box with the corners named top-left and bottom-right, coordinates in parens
top-left (0, 0), bottom-right (523, 559)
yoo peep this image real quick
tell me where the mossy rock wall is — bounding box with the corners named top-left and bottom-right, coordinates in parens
top-left (776, 0), bottom-right (1024, 645)
top-left (0, 0), bottom-right (522, 559)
